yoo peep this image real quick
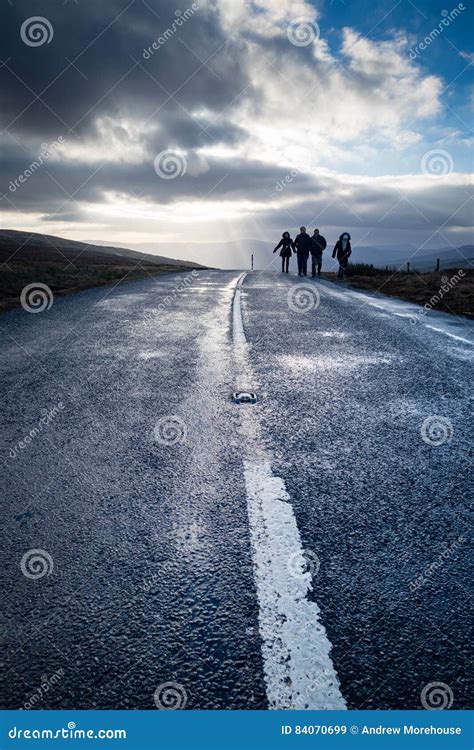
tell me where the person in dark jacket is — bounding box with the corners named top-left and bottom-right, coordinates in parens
top-left (293, 227), bottom-right (312, 276)
top-left (332, 232), bottom-right (352, 280)
top-left (273, 231), bottom-right (295, 273)
top-left (310, 228), bottom-right (327, 277)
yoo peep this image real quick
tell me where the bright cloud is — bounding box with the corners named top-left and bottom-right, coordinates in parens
top-left (0, 0), bottom-right (472, 253)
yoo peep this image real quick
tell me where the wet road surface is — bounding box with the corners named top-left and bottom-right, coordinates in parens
top-left (0, 270), bottom-right (472, 710)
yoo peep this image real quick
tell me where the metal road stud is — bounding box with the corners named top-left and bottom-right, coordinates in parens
top-left (232, 391), bottom-right (258, 404)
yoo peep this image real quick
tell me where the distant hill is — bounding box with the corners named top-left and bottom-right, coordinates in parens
top-left (398, 246), bottom-right (474, 272)
top-left (0, 229), bottom-right (206, 312)
top-left (2, 229), bottom-right (471, 275)
top-left (0, 230), bottom-right (206, 269)
top-left (118, 238), bottom-right (474, 272)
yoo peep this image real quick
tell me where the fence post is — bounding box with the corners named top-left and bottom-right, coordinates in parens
top-left (407, 262), bottom-right (410, 273)
top-left (251, 254), bottom-right (254, 271)
top-left (436, 258), bottom-right (440, 272)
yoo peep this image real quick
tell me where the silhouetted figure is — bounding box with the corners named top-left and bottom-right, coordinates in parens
top-left (310, 228), bottom-right (327, 277)
top-left (332, 232), bottom-right (352, 280)
top-left (273, 231), bottom-right (295, 273)
top-left (294, 226), bottom-right (312, 276)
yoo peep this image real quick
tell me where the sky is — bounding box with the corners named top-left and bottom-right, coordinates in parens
top-left (1, 0), bottom-right (473, 261)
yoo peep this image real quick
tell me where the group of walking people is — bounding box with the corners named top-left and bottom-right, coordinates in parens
top-left (273, 227), bottom-right (352, 280)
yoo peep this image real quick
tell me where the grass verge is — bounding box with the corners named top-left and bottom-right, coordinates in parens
top-left (330, 265), bottom-right (473, 319)
top-left (0, 260), bottom-right (189, 313)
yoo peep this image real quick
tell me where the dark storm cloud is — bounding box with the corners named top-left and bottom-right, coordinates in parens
top-left (0, 0), bottom-right (275, 221)
top-left (1, 128), bottom-right (315, 212)
top-left (259, 182), bottom-right (474, 232)
top-left (0, 0), bottom-right (250, 145)
top-left (2, 127), bottom-right (472, 237)
top-left (1, 0), bottom-right (472, 247)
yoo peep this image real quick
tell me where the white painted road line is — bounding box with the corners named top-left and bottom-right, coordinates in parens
top-left (232, 274), bottom-right (347, 710)
top-left (424, 325), bottom-right (473, 345)
top-left (232, 272), bottom-right (247, 346)
top-left (315, 277), bottom-right (474, 348)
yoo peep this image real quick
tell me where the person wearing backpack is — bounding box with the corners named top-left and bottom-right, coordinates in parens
top-left (310, 228), bottom-right (327, 277)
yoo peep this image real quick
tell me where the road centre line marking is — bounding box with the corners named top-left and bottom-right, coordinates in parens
top-left (232, 273), bottom-right (346, 710)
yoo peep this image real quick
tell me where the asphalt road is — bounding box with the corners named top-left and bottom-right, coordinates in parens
top-left (0, 270), bottom-right (472, 711)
